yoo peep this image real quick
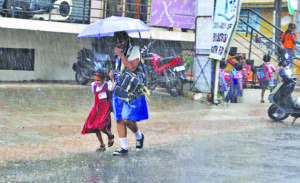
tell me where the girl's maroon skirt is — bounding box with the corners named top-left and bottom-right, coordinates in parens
top-left (81, 97), bottom-right (111, 134)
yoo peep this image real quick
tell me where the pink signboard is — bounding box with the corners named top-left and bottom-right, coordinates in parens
top-left (150, 0), bottom-right (196, 29)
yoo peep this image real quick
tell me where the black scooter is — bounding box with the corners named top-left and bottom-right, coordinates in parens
top-left (268, 60), bottom-right (300, 125)
top-left (72, 48), bottom-right (112, 85)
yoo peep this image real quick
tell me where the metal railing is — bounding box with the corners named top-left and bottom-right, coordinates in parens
top-left (236, 16), bottom-right (300, 77)
top-left (239, 8), bottom-right (300, 58)
top-left (0, 0), bottom-right (152, 24)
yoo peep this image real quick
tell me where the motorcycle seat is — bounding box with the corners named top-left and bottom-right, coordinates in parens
top-left (157, 57), bottom-right (176, 67)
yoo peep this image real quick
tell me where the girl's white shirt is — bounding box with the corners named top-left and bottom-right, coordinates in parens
top-left (91, 81), bottom-right (113, 99)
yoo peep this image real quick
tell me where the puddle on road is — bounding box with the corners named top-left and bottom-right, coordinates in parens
top-left (1, 84), bottom-right (300, 182)
top-left (1, 126), bottom-right (300, 183)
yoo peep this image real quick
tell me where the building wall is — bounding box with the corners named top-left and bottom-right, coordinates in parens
top-left (260, 8), bottom-right (294, 37)
top-left (0, 28), bottom-right (91, 81)
top-left (0, 18), bottom-right (194, 81)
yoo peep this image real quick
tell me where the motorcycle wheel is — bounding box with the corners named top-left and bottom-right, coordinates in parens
top-left (166, 71), bottom-right (183, 97)
top-left (75, 71), bottom-right (88, 85)
top-left (268, 104), bottom-right (289, 121)
top-left (145, 66), bottom-right (157, 91)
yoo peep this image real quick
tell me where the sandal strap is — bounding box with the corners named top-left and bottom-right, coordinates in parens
top-left (100, 145), bottom-right (105, 148)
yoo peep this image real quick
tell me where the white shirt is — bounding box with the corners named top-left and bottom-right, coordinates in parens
top-left (91, 81), bottom-right (113, 99)
top-left (120, 45), bottom-right (140, 72)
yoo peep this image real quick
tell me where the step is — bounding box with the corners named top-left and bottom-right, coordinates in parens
top-left (231, 36), bottom-right (278, 66)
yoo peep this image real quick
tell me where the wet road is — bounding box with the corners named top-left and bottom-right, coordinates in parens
top-left (0, 83), bottom-right (300, 182)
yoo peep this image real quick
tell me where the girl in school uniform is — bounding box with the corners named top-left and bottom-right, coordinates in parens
top-left (81, 72), bottom-right (115, 152)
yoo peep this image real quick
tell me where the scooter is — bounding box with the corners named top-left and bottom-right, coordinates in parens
top-left (141, 43), bottom-right (186, 97)
top-left (268, 60), bottom-right (300, 125)
top-left (72, 48), bottom-right (112, 85)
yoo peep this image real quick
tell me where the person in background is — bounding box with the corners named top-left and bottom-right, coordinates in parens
top-left (81, 72), bottom-right (115, 152)
top-left (218, 61), bottom-right (228, 101)
top-left (240, 53), bottom-right (251, 88)
top-left (230, 63), bottom-right (243, 103)
top-left (260, 54), bottom-right (276, 103)
top-left (280, 23), bottom-right (298, 69)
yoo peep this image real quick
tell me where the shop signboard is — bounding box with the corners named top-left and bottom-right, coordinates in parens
top-left (209, 0), bottom-right (242, 61)
top-left (288, 0), bottom-right (298, 15)
top-left (150, 0), bottom-right (196, 29)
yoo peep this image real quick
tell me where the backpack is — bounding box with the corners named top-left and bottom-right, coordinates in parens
top-left (114, 67), bottom-right (146, 103)
top-left (256, 65), bottom-right (271, 81)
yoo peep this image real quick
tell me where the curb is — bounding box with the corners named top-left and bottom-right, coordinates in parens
top-left (183, 90), bottom-right (205, 100)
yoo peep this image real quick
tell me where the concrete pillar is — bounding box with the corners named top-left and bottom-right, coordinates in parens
top-left (274, 0), bottom-right (282, 44)
top-left (295, 0), bottom-right (300, 57)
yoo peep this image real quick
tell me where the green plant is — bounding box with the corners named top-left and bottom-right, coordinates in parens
top-left (182, 51), bottom-right (194, 69)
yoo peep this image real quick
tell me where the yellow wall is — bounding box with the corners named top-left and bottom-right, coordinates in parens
top-left (243, 0), bottom-right (287, 3)
top-left (238, 8), bottom-right (294, 38)
top-left (259, 8), bottom-right (294, 37)
top-left (260, 8), bottom-right (274, 37)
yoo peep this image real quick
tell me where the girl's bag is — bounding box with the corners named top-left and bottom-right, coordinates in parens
top-left (114, 63), bottom-right (147, 103)
top-left (256, 65), bottom-right (270, 81)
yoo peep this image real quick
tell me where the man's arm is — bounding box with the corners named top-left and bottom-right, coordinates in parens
top-left (114, 47), bottom-right (139, 71)
top-left (290, 33), bottom-right (297, 44)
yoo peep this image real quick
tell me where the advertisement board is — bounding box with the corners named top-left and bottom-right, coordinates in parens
top-left (209, 0), bottom-right (242, 61)
top-left (150, 0), bottom-right (196, 29)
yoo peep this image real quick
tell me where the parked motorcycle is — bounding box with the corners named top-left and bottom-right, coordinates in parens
top-left (141, 42), bottom-right (186, 97)
top-left (72, 48), bottom-right (112, 85)
top-left (268, 59), bottom-right (300, 125)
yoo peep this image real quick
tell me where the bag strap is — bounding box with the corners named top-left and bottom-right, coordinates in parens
top-left (281, 32), bottom-right (287, 45)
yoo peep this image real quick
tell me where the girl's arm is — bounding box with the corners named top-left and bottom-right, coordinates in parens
top-left (290, 33), bottom-right (297, 44)
top-left (107, 81), bottom-right (114, 91)
top-left (237, 71), bottom-right (243, 91)
top-left (108, 70), bottom-right (114, 91)
top-left (114, 47), bottom-right (139, 71)
top-left (238, 79), bottom-right (243, 91)
top-left (271, 64), bottom-right (276, 72)
top-left (91, 82), bottom-right (95, 92)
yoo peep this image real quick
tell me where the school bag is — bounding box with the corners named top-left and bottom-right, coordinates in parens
top-left (114, 62), bottom-right (147, 103)
top-left (256, 65), bottom-right (271, 81)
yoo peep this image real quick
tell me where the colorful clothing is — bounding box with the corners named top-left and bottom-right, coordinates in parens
top-left (225, 69), bottom-right (243, 103)
top-left (260, 62), bottom-right (276, 89)
top-left (231, 69), bottom-right (243, 97)
top-left (281, 32), bottom-right (297, 49)
top-left (81, 81), bottom-right (113, 134)
top-left (242, 61), bottom-right (251, 85)
top-left (113, 45), bottom-right (149, 122)
top-left (224, 72), bottom-right (231, 86)
top-left (281, 32), bottom-right (297, 68)
top-left (218, 69), bottom-right (228, 92)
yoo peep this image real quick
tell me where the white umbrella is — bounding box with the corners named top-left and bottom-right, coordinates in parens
top-left (78, 16), bottom-right (150, 38)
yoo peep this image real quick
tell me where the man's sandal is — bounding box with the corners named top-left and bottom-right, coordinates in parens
top-left (108, 135), bottom-right (115, 147)
top-left (96, 145), bottom-right (106, 152)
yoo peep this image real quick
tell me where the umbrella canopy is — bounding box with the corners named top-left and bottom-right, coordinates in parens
top-left (78, 16), bottom-right (150, 39)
